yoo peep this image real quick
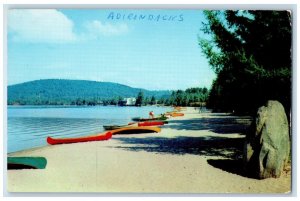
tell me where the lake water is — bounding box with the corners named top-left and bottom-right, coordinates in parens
top-left (7, 105), bottom-right (171, 153)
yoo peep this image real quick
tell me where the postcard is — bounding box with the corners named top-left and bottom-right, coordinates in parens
top-left (6, 7), bottom-right (292, 194)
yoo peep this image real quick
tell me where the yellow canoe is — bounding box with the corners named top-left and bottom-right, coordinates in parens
top-left (110, 126), bottom-right (161, 135)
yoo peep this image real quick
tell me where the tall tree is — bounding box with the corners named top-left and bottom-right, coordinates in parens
top-left (135, 91), bottom-right (144, 106)
top-left (150, 96), bottom-right (156, 105)
top-left (199, 10), bottom-right (292, 114)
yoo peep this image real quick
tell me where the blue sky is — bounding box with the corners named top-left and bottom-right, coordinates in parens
top-left (7, 9), bottom-right (216, 90)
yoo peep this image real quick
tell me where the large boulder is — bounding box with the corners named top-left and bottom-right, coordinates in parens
top-left (244, 100), bottom-right (290, 179)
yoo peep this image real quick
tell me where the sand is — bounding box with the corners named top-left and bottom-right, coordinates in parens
top-left (6, 108), bottom-right (291, 193)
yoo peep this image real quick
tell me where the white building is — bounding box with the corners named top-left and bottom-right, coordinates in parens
top-left (123, 97), bottom-right (136, 106)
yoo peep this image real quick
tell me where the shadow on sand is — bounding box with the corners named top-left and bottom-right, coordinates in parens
top-left (207, 159), bottom-right (247, 177)
top-left (111, 114), bottom-right (253, 177)
top-left (113, 135), bottom-right (245, 159)
top-left (163, 115), bottom-right (252, 134)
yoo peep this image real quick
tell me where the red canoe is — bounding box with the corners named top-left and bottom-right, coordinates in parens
top-left (47, 132), bottom-right (112, 145)
top-left (138, 121), bottom-right (165, 127)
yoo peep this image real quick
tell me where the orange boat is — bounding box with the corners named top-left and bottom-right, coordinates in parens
top-left (111, 126), bottom-right (161, 135)
top-left (165, 112), bottom-right (185, 117)
top-left (170, 112), bottom-right (184, 117)
top-left (47, 131), bottom-right (112, 145)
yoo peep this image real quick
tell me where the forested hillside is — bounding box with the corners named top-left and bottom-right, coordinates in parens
top-left (8, 79), bottom-right (171, 105)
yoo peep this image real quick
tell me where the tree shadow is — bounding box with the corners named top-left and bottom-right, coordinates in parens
top-left (112, 135), bottom-right (245, 159)
top-left (111, 135), bottom-right (250, 177)
top-left (110, 114), bottom-right (253, 178)
top-left (164, 115), bottom-right (252, 134)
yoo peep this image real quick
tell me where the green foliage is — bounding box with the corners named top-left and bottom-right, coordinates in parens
top-left (150, 96), bottom-right (156, 105)
top-left (199, 11), bottom-right (291, 114)
top-left (135, 91), bottom-right (144, 106)
top-left (167, 87), bottom-right (209, 106)
top-left (7, 79), bottom-right (171, 106)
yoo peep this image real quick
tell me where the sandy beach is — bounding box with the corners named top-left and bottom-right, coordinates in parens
top-left (7, 107), bottom-right (291, 193)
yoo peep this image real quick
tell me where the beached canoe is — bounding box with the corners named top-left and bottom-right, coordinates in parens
top-left (138, 121), bottom-right (165, 127)
top-left (111, 126), bottom-right (161, 135)
top-left (47, 131), bottom-right (112, 145)
top-left (128, 120), bottom-right (168, 125)
top-left (171, 113), bottom-right (184, 117)
top-left (103, 122), bottom-right (139, 130)
top-left (103, 125), bottom-right (129, 130)
top-left (131, 116), bottom-right (168, 122)
top-left (7, 157), bottom-right (47, 170)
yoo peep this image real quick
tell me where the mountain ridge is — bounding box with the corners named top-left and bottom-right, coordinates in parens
top-left (7, 79), bottom-right (171, 105)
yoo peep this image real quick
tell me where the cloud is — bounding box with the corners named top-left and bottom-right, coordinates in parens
top-left (8, 10), bottom-right (130, 43)
top-left (84, 20), bottom-right (129, 37)
top-left (8, 9), bottom-right (77, 43)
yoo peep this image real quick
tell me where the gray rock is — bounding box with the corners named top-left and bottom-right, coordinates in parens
top-left (244, 100), bottom-right (290, 179)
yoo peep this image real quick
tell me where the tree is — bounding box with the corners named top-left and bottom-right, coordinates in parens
top-left (157, 97), bottom-right (165, 105)
top-left (135, 91), bottom-right (144, 106)
top-left (199, 11), bottom-right (291, 114)
top-left (175, 90), bottom-right (184, 106)
top-left (144, 97), bottom-right (150, 105)
top-left (110, 97), bottom-right (118, 105)
top-left (150, 96), bottom-right (156, 105)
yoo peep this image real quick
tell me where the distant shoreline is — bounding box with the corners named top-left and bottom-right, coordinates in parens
top-left (7, 104), bottom-right (169, 107)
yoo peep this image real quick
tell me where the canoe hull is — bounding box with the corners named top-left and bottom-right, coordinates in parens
top-left (47, 132), bottom-right (112, 145)
top-left (111, 126), bottom-right (161, 135)
top-left (103, 125), bottom-right (125, 130)
top-left (103, 122), bottom-right (139, 130)
top-left (104, 121), bottom-right (165, 130)
top-left (138, 121), bottom-right (165, 127)
top-left (132, 116), bottom-right (168, 122)
top-left (7, 157), bottom-right (47, 170)
top-left (171, 113), bottom-right (184, 117)
top-left (166, 112), bottom-right (184, 117)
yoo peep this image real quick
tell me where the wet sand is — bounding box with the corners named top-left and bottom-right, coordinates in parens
top-left (7, 107), bottom-right (291, 193)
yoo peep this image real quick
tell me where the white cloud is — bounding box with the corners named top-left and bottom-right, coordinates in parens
top-left (8, 10), bottom-right (129, 43)
top-left (85, 20), bottom-right (129, 37)
top-left (8, 9), bottom-right (77, 43)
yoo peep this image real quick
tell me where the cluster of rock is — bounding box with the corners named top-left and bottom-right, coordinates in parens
top-left (244, 100), bottom-right (290, 179)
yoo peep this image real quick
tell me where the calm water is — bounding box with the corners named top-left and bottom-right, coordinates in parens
top-left (7, 105), bottom-right (171, 153)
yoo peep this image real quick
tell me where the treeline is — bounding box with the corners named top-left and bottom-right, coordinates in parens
top-left (7, 95), bottom-right (124, 106)
top-left (8, 95), bottom-right (165, 106)
top-left (162, 87), bottom-right (208, 106)
top-left (8, 86), bottom-right (209, 107)
top-left (135, 87), bottom-right (209, 106)
top-left (199, 11), bottom-right (291, 115)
